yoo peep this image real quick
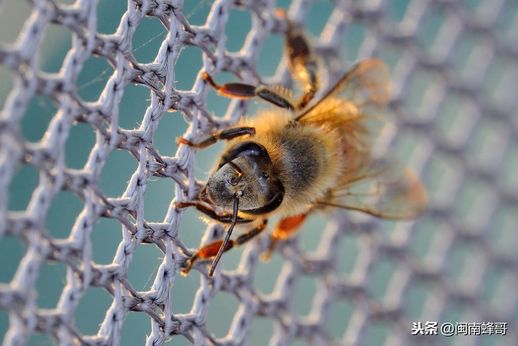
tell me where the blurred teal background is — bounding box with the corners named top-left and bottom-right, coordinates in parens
top-left (1, 0), bottom-right (516, 345)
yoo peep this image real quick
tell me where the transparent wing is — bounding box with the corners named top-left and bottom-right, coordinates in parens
top-left (317, 160), bottom-right (428, 220)
top-left (298, 59), bottom-right (426, 220)
top-left (295, 58), bottom-right (391, 122)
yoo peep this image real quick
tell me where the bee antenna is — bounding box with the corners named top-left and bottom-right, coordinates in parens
top-left (209, 194), bottom-right (240, 276)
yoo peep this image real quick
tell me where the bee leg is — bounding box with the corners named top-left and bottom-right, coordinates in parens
top-left (261, 213), bottom-right (308, 261)
top-left (277, 9), bottom-right (319, 110)
top-left (177, 126), bottom-right (255, 148)
top-left (181, 239), bottom-right (235, 276)
top-left (181, 219), bottom-right (268, 276)
top-left (174, 201), bottom-right (254, 224)
top-left (202, 72), bottom-right (295, 110)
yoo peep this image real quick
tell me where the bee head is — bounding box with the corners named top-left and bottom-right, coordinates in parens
top-left (205, 141), bottom-right (284, 214)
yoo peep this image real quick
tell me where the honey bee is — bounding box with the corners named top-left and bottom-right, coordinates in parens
top-left (176, 11), bottom-right (427, 277)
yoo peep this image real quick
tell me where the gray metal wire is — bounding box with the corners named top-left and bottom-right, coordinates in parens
top-left (0, 0), bottom-right (517, 345)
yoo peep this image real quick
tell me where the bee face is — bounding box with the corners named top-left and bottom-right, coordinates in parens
top-left (206, 142), bottom-right (284, 215)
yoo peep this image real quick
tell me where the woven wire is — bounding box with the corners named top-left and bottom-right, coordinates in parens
top-left (0, 0), bottom-right (517, 345)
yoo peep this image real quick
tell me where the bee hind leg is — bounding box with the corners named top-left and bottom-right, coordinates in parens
top-left (261, 212), bottom-right (309, 261)
top-left (277, 9), bottom-right (319, 110)
top-left (181, 220), bottom-right (268, 276)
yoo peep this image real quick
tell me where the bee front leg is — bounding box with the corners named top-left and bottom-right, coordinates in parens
top-left (181, 219), bottom-right (268, 276)
top-left (177, 126), bottom-right (255, 149)
top-left (174, 201), bottom-right (254, 224)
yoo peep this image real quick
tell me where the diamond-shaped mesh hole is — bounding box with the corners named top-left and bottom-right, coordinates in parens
top-left (446, 240), bottom-right (486, 292)
top-left (487, 206), bottom-right (518, 260)
top-left (118, 83), bottom-right (153, 130)
top-left (8, 164), bottom-right (39, 211)
top-left (367, 255), bottom-right (399, 301)
top-left (173, 45), bottom-right (203, 91)
top-left (480, 266), bottom-right (516, 315)
top-left (152, 112), bottom-right (190, 156)
top-left (498, 141), bottom-right (518, 193)
top-left (0, 0), bottom-right (32, 44)
top-left (0, 235), bottom-right (25, 283)
top-left (404, 69), bottom-right (444, 122)
top-left (0, 311), bottom-right (7, 341)
top-left (292, 275), bottom-right (317, 317)
top-left (498, 1), bottom-right (518, 41)
top-left (224, 8), bottom-right (251, 53)
top-left (96, 0), bottom-right (126, 34)
top-left (126, 241), bottom-right (165, 290)
top-left (35, 261), bottom-right (67, 309)
top-left (65, 122), bottom-right (96, 169)
top-left (385, 0), bottom-right (412, 23)
top-left (423, 152), bottom-right (463, 208)
top-left (409, 215), bottom-right (446, 262)
top-left (45, 190), bottom-right (83, 239)
top-left (297, 213), bottom-right (328, 253)
top-left (89, 217), bottom-right (121, 264)
top-left (132, 17), bottom-right (167, 64)
top-left (164, 335), bottom-right (192, 346)
top-left (0, 66), bottom-right (13, 109)
top-left (416, 3), bottom-right (446, 55)
top-left (253, 253), bottom-right (284, 295)
top-left (482, 55), bottom-right (516, 106)
top-left (452, 178), bottom-right (496, 232)
top-left (98, 148), bottom-right (137, 198)
top-left (75, 286), bottom-right (113, 335)
top-left (364, 320), bottom-right (391, 346)
top-left (305, 1), bottom-right (334, 37)
top-left (406, 281), bottom-right (439, 321)
top-left (120, 310), bottom-right (151, 345)
top-left (439, 300), bottom-right (470, 326)
top-left (248, 317), bottom-right (275, 345)
top-left (20, 94), bottom-right (56, 142)
top-left (256, 34), bottom-right (284, 77)
top-left (169, 272), bottom-right (199, 314)
top-left (76, 56), bottom-right (114, 102)
top-left (206, 291), bottom-right (240, 339)
top-left (326, 299), bottom-right (354, 341)
top-left (435, 94), bottom-right (478, 148)
top-left (37, 23), bottom-right (72, 73)
top-left (142, 171), bottom-right (175, 221)
top-left (27, 333), bottom-right (54, 346)
top-left (465, 117), bottom-right (508, 171)
top-left (342, 22), bottom-right (368, 63)
top-left (336, 233), bottom-right (361, 276)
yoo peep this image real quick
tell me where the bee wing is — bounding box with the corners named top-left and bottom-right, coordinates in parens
top-left (316, 160), bottom-right (427, 220)
top-left (295, 58), bottom-right (391, 122)
top-left (296, 59), bottom-right (425, 219)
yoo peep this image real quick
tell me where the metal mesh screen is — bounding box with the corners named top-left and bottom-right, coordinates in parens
top-left (1, 0), bottom-right (517, 345)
